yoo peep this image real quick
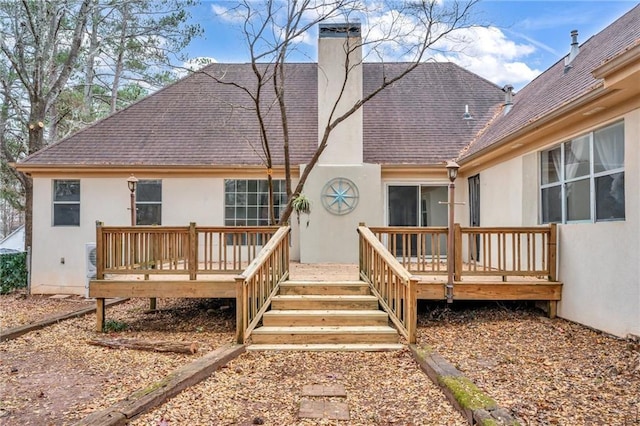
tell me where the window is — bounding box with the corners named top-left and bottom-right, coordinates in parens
top-left (540, 121), bottom-right (624, 223)
top-left (136, 180), bottom-right (162, 225)
top-left (224, 179), bottom-right (287, 226)
top-left (53, 180), bottom-right (80, 226)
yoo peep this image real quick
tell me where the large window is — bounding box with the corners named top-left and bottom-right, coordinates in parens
top-left (53, 180), bottom-right (80, 226)
top-left (540, 121), bottom-right (624, 223)
top-left (136, 180), bottom-right (162, 225)
top-left (224, 179), bottom-right (287, 226)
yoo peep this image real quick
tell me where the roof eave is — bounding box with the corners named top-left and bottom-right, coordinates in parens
top-left (458, 84), bottom-right (608, 168)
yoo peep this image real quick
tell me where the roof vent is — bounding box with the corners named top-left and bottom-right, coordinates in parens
top-left (564, 30), bottom-right (580, 73)
top-left (502, 85), bottom-right (514, 115)
top-left (319, 23), bottom-right (361, 38)
top-left (462, 104), bottom-right (473, 120)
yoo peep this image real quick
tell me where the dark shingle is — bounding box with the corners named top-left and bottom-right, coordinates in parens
top-left (21, 62), bottom-right (503, 167)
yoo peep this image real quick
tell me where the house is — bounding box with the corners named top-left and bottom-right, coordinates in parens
top-left (16, 5), bottom-right (640, 339)
top-left (0, 225), bottom-right (25, 253)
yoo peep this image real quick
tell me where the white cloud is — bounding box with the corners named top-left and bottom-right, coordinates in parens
top-left (211, 4), bottom-right (247, 24)
top-left (434, 26), bottom-right (541, 87)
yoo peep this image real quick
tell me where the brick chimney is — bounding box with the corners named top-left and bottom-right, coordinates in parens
top-left (317, 23), bottom-right (363, 165)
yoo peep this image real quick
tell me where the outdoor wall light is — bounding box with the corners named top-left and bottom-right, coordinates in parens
top-left (446, 160), bottom-right (460, 183)
top-left (127, 174), bottom-right (138, 226)
top-left (127, 174), bottom-right (138, 193)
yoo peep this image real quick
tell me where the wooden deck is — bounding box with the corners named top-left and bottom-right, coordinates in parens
top-left (89, 224), bottom-right (562, 340)
top-left (91, 264), bottom-right (561, 300)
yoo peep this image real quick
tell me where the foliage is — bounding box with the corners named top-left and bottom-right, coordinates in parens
top-left (291, 193), bottom-right (311, 226)
top-left (0, 252), bottom-right (27, 294)
top-left (104, 319), bottom-right (129, 333)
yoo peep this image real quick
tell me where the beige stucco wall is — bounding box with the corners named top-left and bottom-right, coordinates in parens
top-left (299, 164), bottom-right (381, 263)
top-left (475, 110), bottom-right (640, 338)
top-left (30, 176), bottom-right (302, 295)
top-left (32, 177), bottom-right (134, 295)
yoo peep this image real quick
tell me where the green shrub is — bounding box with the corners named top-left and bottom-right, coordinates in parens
top-left (104, 319), bottom-right (129, 332)
top-left (0, 252), bottom-right (27, 294)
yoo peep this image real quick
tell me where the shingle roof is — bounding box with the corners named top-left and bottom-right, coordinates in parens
top-left (20, 62), bottom-right (503, 168)
top-left (462, 3), bottom-right (640, 159)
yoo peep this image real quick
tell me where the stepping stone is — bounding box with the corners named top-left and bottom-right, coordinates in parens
top-left (299, 399), bottom-right (350, 420)
top-left (49, 294), bottom-right (72, 299)
top-left (302, 384), bottom-right (347, 397)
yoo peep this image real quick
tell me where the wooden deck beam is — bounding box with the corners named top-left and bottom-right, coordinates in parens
top-left (417, 281), bottom-right (562, 301)
top-left (89, 280), bottom-right (236, 299)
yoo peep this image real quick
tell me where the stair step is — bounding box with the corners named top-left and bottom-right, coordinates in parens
top-left (271, 295), bottom-right (379, 310)
top-left (250, 326), bottom-right (399, 344)
top-left (263, 310), bottom-right (389, 326)
top-left (247, 343), bottom-right (404, 352)
top-left (279, 281), bottom-right (370, 295)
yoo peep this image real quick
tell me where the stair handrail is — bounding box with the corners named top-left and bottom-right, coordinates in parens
top-left (357, 225), bottom-right (417, 344)
top-left (235, 226), bottom-right (291, 344)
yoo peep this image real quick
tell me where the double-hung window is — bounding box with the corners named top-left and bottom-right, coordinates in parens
top-left (540, 121), bottom-right (624, 223)
top-left (136, 180), bottom-right (162, 225)
top-left (53, 180), bottom-right (80, 226)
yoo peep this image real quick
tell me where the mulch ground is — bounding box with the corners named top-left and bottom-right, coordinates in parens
top-left (418, 301), bottom-right (640, 425)
top-left (1, 292), bottom-right (639, 425)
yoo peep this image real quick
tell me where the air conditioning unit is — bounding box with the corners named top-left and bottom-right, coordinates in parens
top-left (85, 243), bottom-right (97, 297)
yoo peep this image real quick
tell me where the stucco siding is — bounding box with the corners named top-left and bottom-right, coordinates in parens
top-left (32, 177), bottom-right (132, 295)
top-left (478, 156), bottom-right (526, 226)
top-left (474, 110), bottom-right (640, 338)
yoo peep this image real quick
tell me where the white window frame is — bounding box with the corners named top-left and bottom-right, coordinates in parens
top-left (52, 179), bottom-right (81, 226)
top-left (224, 179), bottom-right (287, 226)
top-left (540, 121), bottom-right (624, 224)
top-left (136, 180), bottom-right (162, 225)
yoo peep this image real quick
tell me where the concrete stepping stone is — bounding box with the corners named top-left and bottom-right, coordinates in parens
top-left (302, 384), bottom-right (347, 397)
top-left (299, 400), bottom-right (350, 420)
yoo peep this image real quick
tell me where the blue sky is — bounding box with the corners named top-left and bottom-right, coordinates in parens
top-left (183, 1), bottom-right (639, 89)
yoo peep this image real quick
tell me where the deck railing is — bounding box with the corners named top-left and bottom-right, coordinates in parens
top-left (457, 224), bottom-right (557, 281)
top-left (358, 225), bottom-right (417, 344)
top-left (95, 222), bottom-right (280, 280)
top-left (369, 227), bottom-right (449, 274)
top-left (235, 226), bottom-right (290, 344)
top-left (368, 224), bottom-right (557, 281)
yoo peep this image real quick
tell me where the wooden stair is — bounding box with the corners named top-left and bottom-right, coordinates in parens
top-left (248, 280), bottom-right (403, 351)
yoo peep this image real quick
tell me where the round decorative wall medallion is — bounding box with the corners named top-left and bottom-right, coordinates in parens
top-left (321, 177), bottom-right (359, 215)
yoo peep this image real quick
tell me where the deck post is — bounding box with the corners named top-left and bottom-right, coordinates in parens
top-left (235, 277), bottom-right (245, 344)
top-left (95, 221), bottom-right (104, 280)
top-left (408, 276), bottom-right (418, 344)
top-left (454, 223), bottom-right (462, 281)
top-left (548, 223), bottom-right (557, 281)
top-left (358, 223), bottom-right (366, 276)
top-left (189, 222), bottom-right (197, 280)
top-left (96, 298), bottom-right (105, 332)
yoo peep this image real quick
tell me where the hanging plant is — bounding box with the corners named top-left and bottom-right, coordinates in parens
top-left (291, 193), bottom-right (311, 227)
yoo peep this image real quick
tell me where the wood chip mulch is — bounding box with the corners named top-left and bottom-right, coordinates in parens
top-left (131, 350), bottom-right (466, 425)
top-left (0, 296), bottom-right (235, 425)
top-left (2, 293), bottom-right (639, 426)
top-left (418, 302), bottom-right (640, 425)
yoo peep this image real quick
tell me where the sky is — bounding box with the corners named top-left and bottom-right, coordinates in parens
top-left (182, 1), bottom-right (639, 90)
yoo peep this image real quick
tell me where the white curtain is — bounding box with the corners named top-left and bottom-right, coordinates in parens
top-left (594, 123), bottom-right (624, 172)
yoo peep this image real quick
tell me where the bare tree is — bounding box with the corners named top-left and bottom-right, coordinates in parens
top-left (0, 0), bottom-right (202, 248)
top-left (208, 0), bottom-right (478, 225)
top-left (0, 0), bottom-right (92, 250)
